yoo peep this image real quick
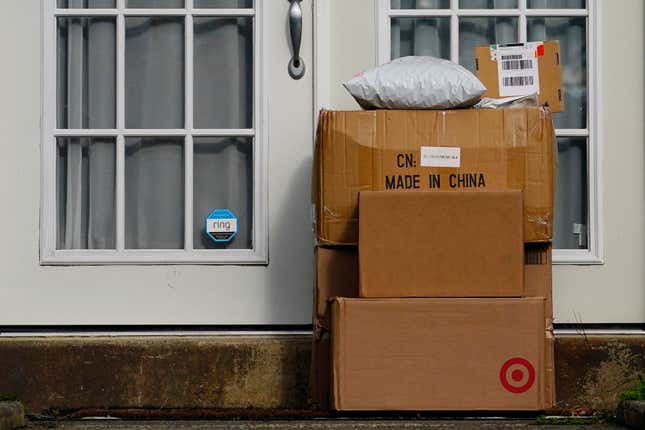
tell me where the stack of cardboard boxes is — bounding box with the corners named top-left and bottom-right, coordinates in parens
top-left (310, 42), bottom-right (561, 412)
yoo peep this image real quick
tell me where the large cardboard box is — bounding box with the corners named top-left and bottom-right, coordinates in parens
top-left (475, 41), bottom-right (563, 113)
top-left (315, 108), bottom-right (555, 246)
top-left (331, 297), bottom-right (548, 411)
top-left (359, 190), bottom-right (524, 298)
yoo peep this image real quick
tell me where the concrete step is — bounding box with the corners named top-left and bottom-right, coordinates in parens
top-left (0, 334), bottom-right (643, 414)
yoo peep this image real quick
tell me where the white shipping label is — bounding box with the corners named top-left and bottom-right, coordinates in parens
top-left (420, 146), bottom-right (461, 168)
top-left (495, 43), bottom-right (541, 97)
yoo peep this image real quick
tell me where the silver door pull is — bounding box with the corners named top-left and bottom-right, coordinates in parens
top-left (288, 0), bottom-right (305, 80)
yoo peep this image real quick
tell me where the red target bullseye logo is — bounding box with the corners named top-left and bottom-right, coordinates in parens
top-left (499, 357), bottom-right (535, 394)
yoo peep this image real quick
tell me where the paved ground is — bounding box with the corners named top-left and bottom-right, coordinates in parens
top-left (24, 420), bottom-right (629, 430)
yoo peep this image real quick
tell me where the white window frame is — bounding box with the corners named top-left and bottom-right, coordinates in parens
top-left (40, 0), bottom-right (268, 265)
top-left (376, 0), bottom-right (603, 265)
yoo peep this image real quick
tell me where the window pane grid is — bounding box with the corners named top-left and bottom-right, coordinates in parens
top-left (48, 2), bottom-right (259, 262)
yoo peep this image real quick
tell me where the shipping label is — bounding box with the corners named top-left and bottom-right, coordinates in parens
top-left (493, 42), bottom-right (541, 97)
top-left (420, 146), bottom-right (461, 168)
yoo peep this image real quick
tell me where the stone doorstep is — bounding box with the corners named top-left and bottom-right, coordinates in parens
top-left (616, 400), bottom-right (645, 429)
top-left (0, 402), bottom-right (24, 430)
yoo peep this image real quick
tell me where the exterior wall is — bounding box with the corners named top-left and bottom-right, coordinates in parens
top-left (323, 0), bottom-right (645, 324)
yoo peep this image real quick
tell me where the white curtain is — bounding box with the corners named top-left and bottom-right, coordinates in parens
top-left (192, 13), bottom-right (254, 250)
top-left (58, 11), bottom-right (254, 250)
top-left (391, 0), bottom-right (450, 60)
top-left (57, 13), bottom-right (116, 250)
top-left (528, 10), bottom-right (588, 249)
top-left (193, 139), bottom-right (253, 250)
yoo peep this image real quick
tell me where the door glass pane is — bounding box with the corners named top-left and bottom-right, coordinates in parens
top-left (193, 137), bottom-right (253, 250)
top-left (125, 17), bottom-right (184, 129)
top-left (528, 0), bottom-right (585, 8)
top-left (195, 0), bottom-right (253, 7)
top-left (459, 17), bottom-right (518, 73)
top-left (58, 0), bottom-right (116, 7)
top-left (391, 17), bottom-right (450, 59)
top-left (391, 0), bottom-right (450, 8)
top-left (528, 17), bottom-right (586, 129)
top-left (128, 0), bottom-right (184, 7)
top-left (57, 17), bottom-right (116, 129)
top-left (125, 138), bottom-right (184, 249)
top-left (554, 137), bottom-right (588, 250)
top-left (57, 137), bottom-right (116, 250)
top-left (459, 0), bottom-right (518, 8)
top-left (194, 17), bottom-right (253, 129)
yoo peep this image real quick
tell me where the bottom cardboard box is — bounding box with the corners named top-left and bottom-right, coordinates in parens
top-left (331, 297), bottom-right (548, 411)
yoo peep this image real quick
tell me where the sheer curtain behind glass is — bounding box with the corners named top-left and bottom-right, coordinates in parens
top-left (57, 6), bottom-right (254, 250)
top-left (193, 14), bottom-right (254, 249)
top-left (391, 0), bottom-right (450, 59)
top-left (57, 13), bottom-right (116, 249)
top-left (528, 13), bottom-right (588, 248)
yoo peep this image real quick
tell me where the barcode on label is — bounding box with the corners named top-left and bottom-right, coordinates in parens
top-left (501, 54), bottom-right (522, 60)
top-left (501, 59), bottom-right (533, 71)
top-left (503, 76), bottom-right (535, 87)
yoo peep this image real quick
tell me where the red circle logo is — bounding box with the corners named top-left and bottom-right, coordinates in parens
top-left (499, 357), bottom-right (536, 394)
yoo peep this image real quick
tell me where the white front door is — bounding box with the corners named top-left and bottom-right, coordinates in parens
top-left (0, 0), bottom-right (314, 326)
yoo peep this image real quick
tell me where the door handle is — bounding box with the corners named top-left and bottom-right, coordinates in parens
top-left (288, 0), bottom-right (305, 80)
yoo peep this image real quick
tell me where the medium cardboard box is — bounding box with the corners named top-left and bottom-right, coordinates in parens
top-left (313, 245), bottom-right (552, 321)
top-left (314, 247), bottom-right (358, 334)
top-left (315, 108), bottom-right (556, 246)
top-left (359, 190), bottom-right (524, 298)
top-left (331, 297), bottom-right (548, 411)
top-left (475, 41), bottom-right (563, 113)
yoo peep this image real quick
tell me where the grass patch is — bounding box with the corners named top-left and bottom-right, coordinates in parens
top-left (620, 376), bottom-right (645, 401)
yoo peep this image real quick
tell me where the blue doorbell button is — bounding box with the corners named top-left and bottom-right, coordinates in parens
top-left (205, 209), bottom-right (238, 243)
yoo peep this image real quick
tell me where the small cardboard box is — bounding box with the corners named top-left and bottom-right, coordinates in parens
top-left (359, 190), bottom-right (524, 298)
top-left (331, 297), bottom-right (548, 411)
top-left (315, 108), bottom-right (556, 246)
top-left (475, 41), bottom-right (563, 113)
